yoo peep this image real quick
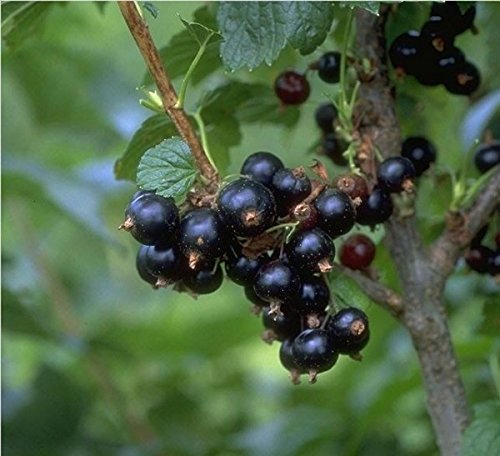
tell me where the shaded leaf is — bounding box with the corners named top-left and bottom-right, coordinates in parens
top-left (136, 137), bottom-right (199, 201)
top-left (461, 400), bottom-right (500, 456)
top-left (329, 269), bottom-right (376, 310)
top-left (339, 2), bottom-right (380, 16)
top-left (180, 16), bottom-right (222, 46)
top-left (479, 298), bottom-right (500, 337)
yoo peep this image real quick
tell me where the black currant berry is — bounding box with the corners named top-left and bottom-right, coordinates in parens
top-left (285, 228), bottom-right (335, 273)
top-left (271, 167), bottom-right (312, 215)
top-left (356, 187), bottom-right (394, 226)
top-left (244, 283), bottom-right (268, 309)
top-left (240, 152), bottom-right (284, 188)
top-left (313, 188), bottom-right (356, 238)
top-left (279, 338), bottom-right (304, 383)
top-left (401, 137), bottom-right (437, 176)
top-left (262, 305), bottom-right (302, 342)
top-left (274, 70), bottom-right (310, 105)
top-left (474, 143), bottom-right (500, 174)
top-left (179, 208), bottom-right (227, 269)
top-left (217, 178), bottom-right (277, 238)
top-left (377, 156), bottom-right (416, 193)
top-left (420, 16), bottom-right (455, 52)
top-left (316, 51), bottom-right (341, 84)
top-left (444, 61), bottom-right (481, 96)
top-left (322, 133), bottom-right (348, 166)
top-left (291, 275), bottom-right (330, 317)
top-left (183, 262), bottom-right (223, 295)
top-left (340, 234), bottom-right (376, 270)
top-left (144, 244), bottom-right (187, 287)
top-left (333, 173), bottom-right (369, 203)
top-left (436, 46), bottom-right (465, 79)
top-left (131, 189), bottom-right (154, 203)
top-left (315, 103), bottom-right (338, 134)
top-left (225, 250), bottom-right (268, 287)
top-left (389, 31), bottom-right (422, 75)
top-left (292, 329), bottom-right (338, 382)
top-left (121, 193), bottom-right (179, 246)
top-left (327, 307), bottom-right (370, 355)
top-left (136, 245), bottom-right (158, 287)
top-left (488, 251), bottom-right (500, 276)
top-left (430, 1), bottom-right (476, 36)
top-left (254, 259), bottom-right (301, 313)
top-left (465, 246), bottom-right (494, 274)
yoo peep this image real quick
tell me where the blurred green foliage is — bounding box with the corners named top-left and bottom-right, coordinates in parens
top-left (2, 2), bottom-right (499, 456)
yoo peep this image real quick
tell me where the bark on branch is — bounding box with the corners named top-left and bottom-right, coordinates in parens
top-left (118, 1), bottom-right (218, 184)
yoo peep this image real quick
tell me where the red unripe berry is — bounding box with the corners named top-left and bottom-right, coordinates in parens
top-left (340, 234), bottom-right (376, 270)
top-left (274, 70), bottom-right (310, 105)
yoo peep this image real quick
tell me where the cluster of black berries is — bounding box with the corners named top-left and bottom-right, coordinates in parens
top-left (389, 2), bottom-right (480, 95)
top-left (465, 225), bottom-right (500, 278)
top-left (273, 51), bottom-right (342, 106)
top-left (474, 142), bottom-right (500, 174)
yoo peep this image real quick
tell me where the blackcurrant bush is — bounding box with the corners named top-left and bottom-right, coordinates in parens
top-left (356, 187), bottom-right (394, 226)
top-left (313, 188), bottom-right (356, 238)
top-left (474, 143), bottom-right (500, 174)
top-left (444, 61), bottom-right (481, 96)
top-left (377, 156), bottom-right (416, 193)
top-left (274, 70), bottom-right (310, 105)
top-left (144, 244), bottom-right (187, 287)
top-left (179, 208), bottom-right (228, 269)
top-left (389, 31), bottom-right (422, 75)
top-left (271, 167), bottom-right (312, 215)
top-left (262, 306), bottom-right (302, 342)
top-left (240, 152), bottom-right (284, 188)
top-left (321, 133), bottom-right (348, 167)
top-left (340, 234), bottom-right (376, 270)
top-left (332, 173), bottom-right (369, 203)
top-left (327, 307), bottom-right (370, 355)
top-left (292, 329), bottom-right (338, 382)
top-left (121, 193), bottom-right (179, 246)
top-left (136, 245), bottom-right (158, 287)
top-left (315, 103), bottom-right (338, 134)
top-left (401, 137), bottom-right (437, 176)
top-left (285, 228), bottom-right (335, 273)
top-left (217, 178), bottom-right (277, 238)
top-left (465, 245), bottom-right (494, 274)
top-left (225, 249), bottom-right (268, 287)
top-left (183, 262), bottom-right (224, 294)
top-left (291, 275), bottom-right (330, 317)
top-left (316, 51), bottom-right (342, 84)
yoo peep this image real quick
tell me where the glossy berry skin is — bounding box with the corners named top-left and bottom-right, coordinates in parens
top-left (292, 329), bottom-right (338, 374)
top-left (401, 137), bottom-right (437, 176)
top-left (144, 244), bottom-right (186, 284)
top-left (183, 262), bottom-right (223, 294)
top-left (356, 188), bottom-right (394, 226)
top-left (315, 103), bottom-right (338, 133)
top-left (136, 245), bottom-right (158, 287)
top-left (474, 143), bottom-right (500, 174)
top-left (389, 31), bottom-right (422, 75)
top-left (340, 234), bottom-right (376, 271)
top-left (179, 208), bottom-right (227, 266)
top-left (377, 157), bottom-right (416, 193)
top-left (244, 284), bottom-right (268, 308)
top-left (262, 306), bottom-right (302, 341)
top-left (488, 251), bottom-right (500, 276)
top-left (313, 188), bottom-right (356, 238)
top-left (436, 46), bottom-right (465, 79)
top-left (271, 167), bottom-right (311, 215)
top-left (430, 1), bottom-right (476, 36)
top-left (327, 307), bottom-right (370, 354)
top-left (292, 275), bottom-right (330, 316)
top-left (122, 193), bottom-right (179, 246)
top-left (279, 338), bottom-right (304, 374)
top-left (131, 189), bottom-right (154, 204)
top-left (254, 259), bottom-right (300, 304)
top-left (322, 133), bottom-right (348, 166)
top-left (274, 70), bottom-right (310, 105)
top-left (420, 16), bottom-right (455, 52)
top-left (285, 228), bottom-right (335, 273)
top-left (217, 178), bottom-right (277, 237)
top-left (240, 152), bottom-right (284, 188)
top-left (225, 251), bottom-right (268, 287)
top-left (333, 174), bottom-right (369, 202)
top-left (465, 246), bottom-right (494, 274)
top-left (317, 51), bottom-right (341, 84)
top-left (444, 61), bottom-right (481, 96)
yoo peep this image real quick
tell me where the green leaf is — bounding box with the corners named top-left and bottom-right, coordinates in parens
top-left (136, 137), bottom-right (199, 201)
top-left (461, 400), bottom-right (500, 456)
top-left (179, 16), bottom-right (222, 47)
top-left (479, 298), bottom-right (500, 337)
top-left (338, 2), bottom-right (380, 16)
top-left (114, 114), bottom-right (176, 181)
top-left (329, 269), bottom-right (376, 310)
top-left (1, 1), bottom-right (56, 51)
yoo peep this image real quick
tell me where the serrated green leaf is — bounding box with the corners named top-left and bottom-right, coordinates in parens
top-left (330, 269), bottom-right (376, 310)
top-left (339, 1), bottom-right (380, 16)
top-left (136, 137), bottom-right (199, 202)
top-left (461, 400), bottom-right (500, 456)
top-left (179, 16), bottom-right (222, 47)
top-left (114, 114), bottom-right (176, 181)
top-left (1, 1), bottom-right (56, 50)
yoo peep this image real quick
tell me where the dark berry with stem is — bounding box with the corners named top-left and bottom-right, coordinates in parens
top-left (420, 16), bottom-right (455, 52)
top-left (389, 31), bottom-right (422, 75)
top-left (322, 133), bottom-right (348, 166)
top-left (271, 167), bottom-right (312, 215)
top-left (179, 208), bottom-right (227, 269)
top-left (291, 202), bottom-right (319, 230)
top-left (430, 1), bottom-right (476, 36)
top-left (244, 284), bottom-right (268, 309)
top-left (436, 46), bottom-right (465, 79)
top-left (356, 187), bottom-right (394, 226)
top-left (474, 143), bottom-right (500, 174)
top-left (240, 152), bottom-right (284, 188)
top-left (316, 51), bottom-right (341, 84)
top-left (136, 245), bottom-right (158, 287)
top-left (313, 188), bottom-right (356, 238)
top-left (285, 228), bottom-right (335, 273)
top-left (279, 338), bottom-right (304, 383)
top-left (488, 251), bottom-right (500, 276)
top-left (315, 103), bottom-right (338, 134)
top-left (144, 244), bottom-right (187, 287)
top-left (377, 156), bottom-right (416, 193)
top-left (327, 307), bottom-right (370, 355)
top-left (401, 137), bottom-right (437, 176)
top-left (225, 250), bottom-right (268, 287)
top-left (262, 306), bottom-right (301, 342)
top-left (340, 234), bottom-right (376, 271)
top-left (183, 262), bottom-right (223, 295)
top-left (291, 275), bottom-right (330, 317)
top-left (274, 70), bottom-right (310, 105)
top-left (131, 189), bottom-right (154, 204)
top-left (120, 193), bottom-right (179, 246)
top-left (292, 329), bottom-right (338, 382)
top-left (333, 173), bottom-right (369, 203)
top-left (444, 61), bottom-right (481, 96)
top-left (465, 246), bottom-right (494, 274)
top-left (217, 178), bottom-right (277, 237)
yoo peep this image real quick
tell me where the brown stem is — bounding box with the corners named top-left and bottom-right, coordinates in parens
top-left (117, 1), bottom-right (218, 184)
top-left (355, 7), bottom-right (472, 455)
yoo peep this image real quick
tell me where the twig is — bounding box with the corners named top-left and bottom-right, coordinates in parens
top-left (118, 1), bottom-right (218, 184)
